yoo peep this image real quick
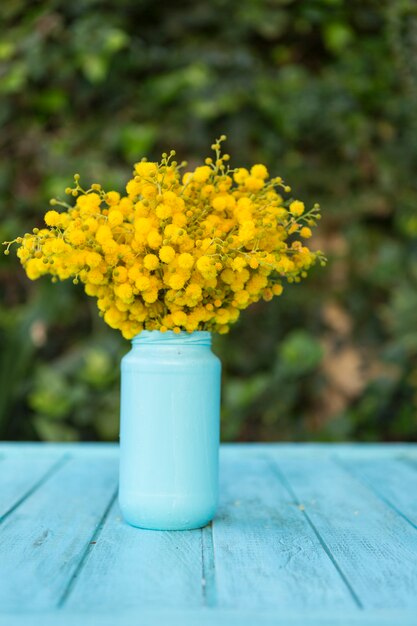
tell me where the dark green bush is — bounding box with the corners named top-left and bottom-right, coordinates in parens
top-left (1, 0), bottom-right (417, 442)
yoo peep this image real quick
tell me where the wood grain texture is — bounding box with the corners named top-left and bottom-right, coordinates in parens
top-left (0, 453), bottom-right (64, 520)
top-left (268, 450), bottom-right (417, 610)
top-left (213, 449), bottom-right (358, 610)
top-left (1, 443), bottom-right (417, 626)
top-left (1, 609), bottom-right (417, 626)
top-left (335, 454), bottom-right (417, 529)
top-left (63, 498), bottom-right (205, 610)
top-left (0, 454), bottom-right (118, 611)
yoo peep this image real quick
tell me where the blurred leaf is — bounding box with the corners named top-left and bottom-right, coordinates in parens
top-left (279, 331), bottom-right (324, 376)
top-left (0, 41), bottom-right (15, 60)
top-left (104, 28), bottom-right (129, 53)
top-left (78, 347), bottom-right (115, 388)
top-left (120, 124), bottom-right (157, 161)
top-left (29, 369), bottom-right (72, 419)
top-left (33, 416), bottom-right (78, 441)
top-left (34, 89), bottom-right (67, 114)
top-left (323, 22), bottom-right (354, 54)
top-left (0, 61), bottom-right (27, 93)
top-left (81, 55), bottom-right (108, 83)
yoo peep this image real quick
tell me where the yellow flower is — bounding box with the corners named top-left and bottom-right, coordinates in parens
top-left (25, 258), bottom-right (44, 280)
top-left (96, 225), bottom-right (113, 244)
top-left (159, 245), bottom-right (176, 263)
top-left (44, 210), bottom-right (61, 227)
top-left (155, 203), bottom-right (172, 220)
top-left (135, 276), bottom-right (151, 291)
top-left (290, 200), bottom-right (305, 216)
top-left (231, 257), bottom-right (246, 272)
top-left (172, 310), bottom-right (187, 326)
top-left (300, 227), bottom-right (312, 238)
top-left (108, 209), bottom-right (124, 227)
top-left (17, 247), bottom-right (30, 262)
top-left (185, 283), bottom-right (202, 302)
top-left (104, 307), bottom-right (125, 328)
top-left (134, 161), bottom-right (158, 177)
top-left (51, 239), bottom-right (68, 254)
top-left (84, 283), bottom-right (99, 296)
top-left (195, 255), bottom-right (209, 270)
top-left (143, 289), bottom-right (158, 303)
top-left (84, 217), bottom-right (99, 233)
top-left (143, 254), bottom-right (159, 270)
top-left (134, 217), bottom-right (152, 235)
top-left (67, 229), bottom-right (86, 246)
top-left (106, 191), bottom-right (121, 205)
top-left (85, 251), bottom-right (102, 268)
top-left (126, 180), bottom-right (142, 197)
top-left (77, 193), bottom-right (101, 212)
top-left (87, 269), bottom-right (105, 285)
top-left (234, 290), bottom-right (250, 306)
top-left (192, 166), bottom-right (211, 183)
top-left (212, 196), bottom-right (228, 211)
top-left (246, 274), bottom-right (268, 295)
top-left (168, 273), bottom-right (186, 290)
top-left (237, 221), bottom-right (256, 243)
top-left (245, 176), bottom-right (264, 191)
top-left (215, 308), bottom-right (230, 324)
top-left (177, 252), bottom-right (194, 269)
top-left (233, 168), bottom-right (249, 184)
top-left (113, 266), bottom-right (128, 283)
top-left (114, 283), bottom-right (133, 302)
top-left (250, 164), bottom-right (268, 179)
top-left (147, 229), bottom-right (162, 249)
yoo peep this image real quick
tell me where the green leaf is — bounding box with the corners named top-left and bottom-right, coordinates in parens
top-left (120, 125), bottom-right (157, 161)
top-left (33, 416), bottom-right (78, 442)
top-left (323, 22), bottom-right (354, 54)
top-left (279, 331), bottom-right (324, 376)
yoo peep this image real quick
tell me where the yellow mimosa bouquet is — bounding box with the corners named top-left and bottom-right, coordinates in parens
top-left (4, 137), bottom-right (325, 339)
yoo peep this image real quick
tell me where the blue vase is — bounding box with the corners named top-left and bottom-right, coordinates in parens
top-left (119, 330), bottom-right (221, 530)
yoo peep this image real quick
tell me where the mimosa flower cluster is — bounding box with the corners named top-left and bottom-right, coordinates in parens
top-left (4, 137), bottom-right (325, 339)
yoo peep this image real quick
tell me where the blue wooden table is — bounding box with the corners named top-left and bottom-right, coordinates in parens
top-left (1, 443), bottom-right (417, 626)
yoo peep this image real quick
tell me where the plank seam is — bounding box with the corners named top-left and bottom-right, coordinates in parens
top-left (0, 454), bottom-right (70, 525)
top-left (201, 522), bottom-right (217, 607)
top-left (57, 486), bottom-right (119, 608)
top-left (333, 455), bottom-right (417, 533)
top-left (266, 456), bottom-right (364, 610)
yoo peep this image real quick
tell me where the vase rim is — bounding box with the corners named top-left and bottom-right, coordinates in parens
top-left (132, 330), bottom-right (212, 346)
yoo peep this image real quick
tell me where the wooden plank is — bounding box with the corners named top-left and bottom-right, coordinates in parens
top-left (0, 455), bottom-right (118, 611)
top-left (0, 442), bottom-right (118, 457)
top-left (270, 451), bottom-right (417, 609)
top-left (219, 444), bottom-right (417, 459)
top-left (201, 523), bottom-right (216, 607)
top-left (1, 443), bottom-right (417, 624)
top-left (0, 453), bottom-right (66, 521)
top-left (1, 608), bottom-right (417, 626)
top-left (63, 498), bottom-right (205, 610)
top-left (335, 455), bottom-right (417, 530)
top-left (212, 449), bottom-right (358, 610)
top-left (1, 442), bottom-right (417, 459)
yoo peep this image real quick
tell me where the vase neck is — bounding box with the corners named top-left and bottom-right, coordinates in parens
top-left (132, 330), bottom-right (212, 347)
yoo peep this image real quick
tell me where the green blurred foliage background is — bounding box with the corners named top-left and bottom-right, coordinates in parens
top-left (1, 0), bottom-right (417, 443)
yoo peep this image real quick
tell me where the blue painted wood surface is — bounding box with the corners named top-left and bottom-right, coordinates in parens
top-left (1, 443), bottom-right (417, 625)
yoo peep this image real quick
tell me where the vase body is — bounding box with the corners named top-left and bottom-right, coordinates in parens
top-left (119, 330), bottom-right (221, 530)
